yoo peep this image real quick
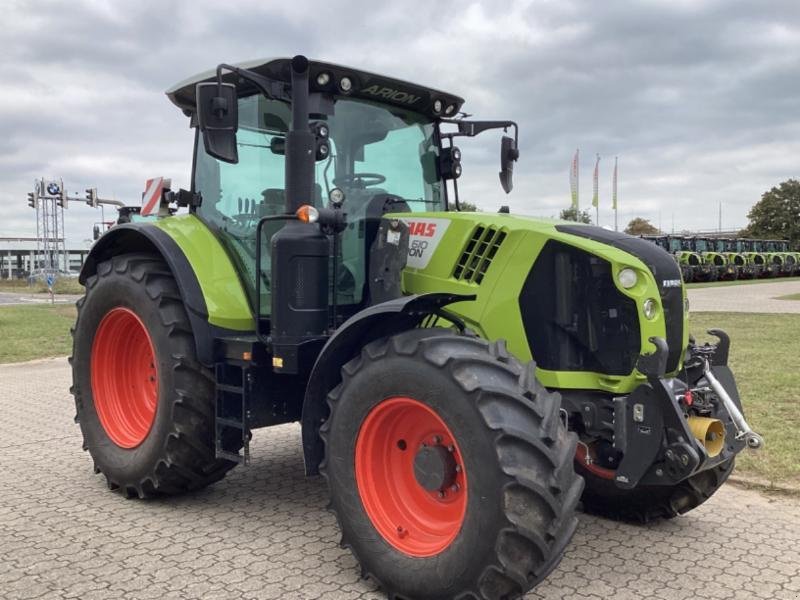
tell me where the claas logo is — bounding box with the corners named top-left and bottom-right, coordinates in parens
top-left (407, 221), bottom-right (437, 237)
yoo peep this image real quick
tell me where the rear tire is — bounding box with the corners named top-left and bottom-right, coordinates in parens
top-left (321, 329), bottom-right (582, 600)
top-left (576, 457), bottom-right (734, 523)
top-left (70, 253), bottom-right (238, 498)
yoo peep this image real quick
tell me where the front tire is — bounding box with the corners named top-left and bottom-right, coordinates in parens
top-left (321, 329), bottom-right (582, 600)
top-left (70, 253), bottom-right (238, 498)
top-left (576, 456), bottom-right (735, 523)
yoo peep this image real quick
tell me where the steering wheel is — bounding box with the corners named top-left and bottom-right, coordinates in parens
top-left (333, 173), bottom-right (386, 188)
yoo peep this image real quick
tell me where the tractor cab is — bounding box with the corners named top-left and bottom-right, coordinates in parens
top-left (167, 57), bottom-right (518, 330)
top-left (643, 234), bottom-right (669, 251)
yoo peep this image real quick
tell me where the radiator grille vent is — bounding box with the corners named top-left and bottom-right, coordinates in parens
top-left (452, 226), bottom-right (507, 284)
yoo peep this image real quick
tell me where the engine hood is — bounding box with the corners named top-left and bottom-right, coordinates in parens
top-left (394, 212), bottom-right (689, 395)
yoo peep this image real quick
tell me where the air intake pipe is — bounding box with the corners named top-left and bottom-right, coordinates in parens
top-left (270, 55), bottom-right (330, 373)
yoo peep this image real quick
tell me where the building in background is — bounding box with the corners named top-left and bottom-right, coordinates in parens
top-left (0, 237), bottom-right (90, 280)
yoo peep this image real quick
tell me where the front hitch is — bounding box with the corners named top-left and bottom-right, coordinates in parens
top-left (610, 333), bottom-right (763, 489)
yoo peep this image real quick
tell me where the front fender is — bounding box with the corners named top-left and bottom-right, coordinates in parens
top-left (80, 223), bottom-right (208, 317)
top-left (300, 292), bottom-right (474, 475)
top-left (79, 218), bottom-right (253, 364)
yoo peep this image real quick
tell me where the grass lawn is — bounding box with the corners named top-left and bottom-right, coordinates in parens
top-left (775, 293), bottom-right (800, 301)
top-left (0, 304), bottom-right (76, 363)
top-left (686, 276), bottom-right (800, 289)
top-left (690, 311), bottom-right (800, 487)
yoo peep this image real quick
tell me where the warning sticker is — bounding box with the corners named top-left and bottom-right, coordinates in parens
top-left (397, 217), bottom-right (451, 269)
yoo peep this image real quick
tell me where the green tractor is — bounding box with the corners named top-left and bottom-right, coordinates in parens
top-left (717, 238), bottom-right (755, 279)
top-left (664, 235), bottom-right (700, 282)
top-left (70, 56), bottom-right (763, 600)
top-left (642, 234), bottom-right (694, 283)
top-left (753, 239), bottom-right (782, 277)
top-left (740, 239), bottom-right (771, 278)
top-left (689, 237), bottom-right (736, 281)
top-left (765, 240), bottom-right (797, 276)
top-left (673, 236), bottom-right (713, 281)
top-left (787, 241), bottom-right (800, 276)
top-left (665, 235), bottom-right (695, 282)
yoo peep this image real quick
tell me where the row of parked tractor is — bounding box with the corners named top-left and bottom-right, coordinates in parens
top-left (643, 235), bottom-right (800, 282)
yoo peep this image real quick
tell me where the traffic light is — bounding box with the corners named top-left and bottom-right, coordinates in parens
top-left (27, 191), bottom-right (37, 209)
top-left (56, 187), bottom-right (67, 208)
top-left (85, 188), bottom-right (98, 207)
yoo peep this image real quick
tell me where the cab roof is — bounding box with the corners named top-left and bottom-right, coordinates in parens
top-left (166, 57), bottom-right (465, 120)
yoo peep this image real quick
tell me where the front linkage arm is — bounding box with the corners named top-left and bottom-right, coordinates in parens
top-left (690, 330), bottom-right (764, 450)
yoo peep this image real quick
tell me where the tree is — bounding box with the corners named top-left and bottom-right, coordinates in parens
top-left (457, 200), bottom-right (480, 212)
top-left (744, 179), bottom-right (800, 246)
top-left (624, 217), bottom-right (660, 236)
top-left (559, 207), bottom-right (592, 223)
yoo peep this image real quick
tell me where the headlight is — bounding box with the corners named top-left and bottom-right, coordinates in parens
top-left (618, 268), bottom-right (638, 289)
top-left (643, 298), bottom-right (658, 320)
top-left (328, 187), bottom-right (346, 207)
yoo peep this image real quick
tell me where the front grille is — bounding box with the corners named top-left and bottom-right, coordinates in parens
top-left (555, 225), bottom-right (685, 373)
top-left (519, 240), bottom-right (640, 375)
top-left (452, 225), bottom-right (507, 284)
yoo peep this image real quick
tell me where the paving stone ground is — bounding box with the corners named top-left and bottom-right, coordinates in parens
top-left (2, 358), bottom-right (799, 600)
top-left (687, 279), bottom-right (800, 313)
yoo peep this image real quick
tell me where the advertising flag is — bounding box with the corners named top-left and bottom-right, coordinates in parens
top-left (570, 149), bottom-right (579, 210)
top-left (612, 157), bottom-right (618, 210)
top-left (592, 154), bottom-right (600, 208)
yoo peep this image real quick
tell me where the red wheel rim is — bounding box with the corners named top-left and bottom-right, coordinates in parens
top-left (354, 396), bottom-right (468, 557)
top-left (91, 307), bottom-right (158, 448)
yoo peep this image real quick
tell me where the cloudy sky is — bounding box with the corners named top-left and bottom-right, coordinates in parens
top-left (2, 0), bottom-right (799, 245)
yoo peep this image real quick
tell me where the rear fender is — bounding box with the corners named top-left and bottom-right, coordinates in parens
top-left (300, 292), bottom-right (474, 475)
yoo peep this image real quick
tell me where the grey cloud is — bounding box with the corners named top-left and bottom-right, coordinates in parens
top-left (1, 0), bottom-right (799, 242)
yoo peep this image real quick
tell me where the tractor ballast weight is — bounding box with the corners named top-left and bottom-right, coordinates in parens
top-left (72, 55), bottom-right (762, 600)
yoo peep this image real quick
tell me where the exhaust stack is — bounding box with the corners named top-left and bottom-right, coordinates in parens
top-left (269, 55), bottom-right (330, 373)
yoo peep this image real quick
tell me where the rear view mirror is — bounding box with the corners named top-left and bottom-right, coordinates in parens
top-left (499, 135), bottom-right (519, 194)
top-left (196, 82), bottom-right (239, 164)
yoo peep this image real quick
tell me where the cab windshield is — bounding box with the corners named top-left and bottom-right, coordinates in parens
top-left (194, 94), bottom-right (443, 316)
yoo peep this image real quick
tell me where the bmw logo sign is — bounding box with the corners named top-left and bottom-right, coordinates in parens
top-left (47, 182), bottom-right (61, 196)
